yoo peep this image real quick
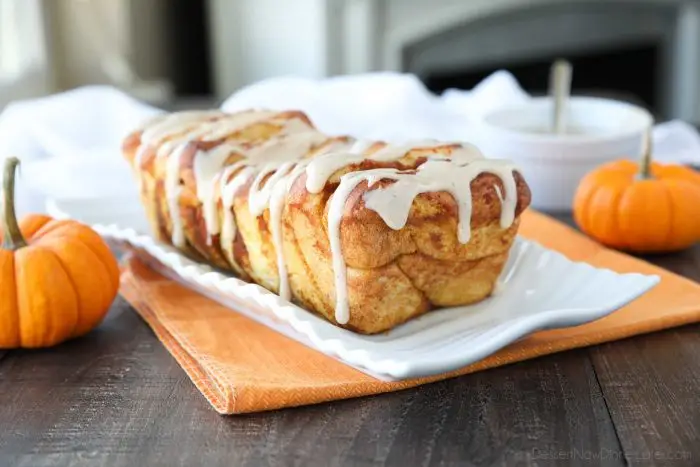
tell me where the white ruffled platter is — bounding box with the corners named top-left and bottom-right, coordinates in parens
top-left (47, 197), bottom-right (659, 381)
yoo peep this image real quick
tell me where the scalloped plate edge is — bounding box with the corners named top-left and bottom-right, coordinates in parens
top-left (88, 221), bottom-right (660, 381)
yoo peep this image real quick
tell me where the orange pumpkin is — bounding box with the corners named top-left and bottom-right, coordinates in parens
top-left (0, 157), bottom-right (120, 348)
top-left (573, 133), bottom-right (700, 253)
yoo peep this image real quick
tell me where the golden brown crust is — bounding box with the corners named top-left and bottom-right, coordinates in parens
top-left (123, 110), bottom-right (532, 334)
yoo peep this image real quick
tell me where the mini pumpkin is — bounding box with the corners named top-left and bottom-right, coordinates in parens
top-left (0, 157), bottom-right (120, 348)
top-left (573, 132), bottom-right (700, 253)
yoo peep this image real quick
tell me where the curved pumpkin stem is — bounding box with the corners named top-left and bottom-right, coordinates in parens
top-left (1, 157), bottom-right (27, 250)
top-left (639, 126), bottom-right (653, 179)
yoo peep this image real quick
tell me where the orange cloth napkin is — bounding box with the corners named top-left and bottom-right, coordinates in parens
top-left (119, 210), bottom-right (700, 414)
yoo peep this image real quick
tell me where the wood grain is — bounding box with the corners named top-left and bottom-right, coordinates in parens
top-left (0, 297), bottom-right (625, 467)
top-left (640, 245), bottom-right (700, 282)
top-left (237, 352), bottom-right (623, 467)
top-left (590, 326), bottom-right (700, 467)
top-left (585, 243), bottom-right (700, 467)
top-left (0, 215), bottom-right (698, 466)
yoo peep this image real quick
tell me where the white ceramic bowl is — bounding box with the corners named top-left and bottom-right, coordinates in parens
top-left (476, 96), bottom-right (653, 211)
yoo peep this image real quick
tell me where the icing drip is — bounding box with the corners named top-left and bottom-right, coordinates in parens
top-left (246, 130), bottom-right (327, 216)
top-left (142, 111), bottom-right (223, 147)
top-left (135, 113), bottom-right (167, 132)
top-left (494, 184), bottom-right (504, 205)
top-left (135, 110), bottom-right (523, 329)
top-left (248, 162), bottom-right (296, 216)
top-left (192, 119), bottom-right (319, 237)
top-left (203, 110), bottom-right (277, 141)
top-left (304, 139), bottom-right (474, 194)
top-left (133, 143), bottom-right (151, 190)
top-left (134, 143), bottom-right (151, 171)
top-left (257, 129), bottom-right (324, 159)
top-left (368, 139), bottom-right (439, 159)
top-left (134, 112), bottom-right (219, 192)
top-left (348, 139), bottom-right (374, 154)
top-left (327, 174), bottom-right (371, 324)
top-left (219, 164), bottom-right (255, 263)
top-left (165, 143), bottom-right (188, 247)
top-left (327, 157), bottom-right (518, 324)
top-left (153, 112), bottom-right (314, 250)
top-left (194, 144), bottom-right (244, 237)
top-left (267, 141), bottom-right (347, 300)
top-left (305, 152), bottom-right (367, 193)
top-left (362, 159), bottom-right (517, 242)
top-left (269, 177), bottom-right (292, 299)
top-left (210, 128), bottom-right (329, 294)
top-left (216, 130), bottom-right (329, 256)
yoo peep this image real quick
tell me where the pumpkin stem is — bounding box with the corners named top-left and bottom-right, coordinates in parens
top-left (1, 157), bottom-right (27, 250)
top-left (639, 127), bottom-right (653, 179)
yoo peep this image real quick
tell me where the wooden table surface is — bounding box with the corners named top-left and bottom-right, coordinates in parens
top-left (1, 217), bottom-right (698, 467)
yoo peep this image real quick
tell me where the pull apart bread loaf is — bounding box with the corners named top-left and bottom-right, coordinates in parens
top-left (122, 110), bottom-right (531, 334)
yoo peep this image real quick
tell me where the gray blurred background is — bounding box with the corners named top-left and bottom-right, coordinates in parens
top-left (2, 0), bottom-right (700, 123)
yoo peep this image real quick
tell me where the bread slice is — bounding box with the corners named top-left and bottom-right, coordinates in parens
top-left (122, 110), bottom-right (531, 334)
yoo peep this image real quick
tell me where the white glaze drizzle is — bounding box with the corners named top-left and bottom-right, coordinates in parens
top-left (193, 117), bottom-right (312, 239)
top-left (134, 142), bottom-right (152, 171)
top-left (269, 174), bottom-right (293, 299)
top-left (134, 112), bottom-right (217, 191)
top-left (327, 173), bottom-right (374, 324)
top-left (219, 164), bottom-right (255, 264)
top-left (362, 158), bottom-right (517, 242)
top-left (247, 132), bottom-right (327, 296)
top-left (142, 111), bottom-right (222, 147)
top-left (164, 142), bottom-right (189, 247)
top-left (248, 162), bottom-right (296, 216)
top-left (143, 110), bottom-right (306, 248)
top-left (305, 152), bottom-right (366, 193)
top-left (304, 139), bottom-right (457, 193)
top-left (135, 111), bottom-right (521, 327)
top-left (494, 184), bottom-right (504, 205)
top-left (135, 113), bottom-right (168, 133)
top-left (246, 130), bottom-right (327, 216)
top-left (267, 140), bottom-right (351, 300)
top-left (202, 110), bottom-right (277, 141)
top-left (326, 155), bottom-right (517, 324)
top-left (348, 139), bottom-right (374, 154)
top-left (203, 126), bottom-right (330, 295)
top-left (194, 144), bottom-right (243, 237)
top-left (369, 139), bottom-right (438, 159)
top-left (133, 143), bottom-right (151, 190)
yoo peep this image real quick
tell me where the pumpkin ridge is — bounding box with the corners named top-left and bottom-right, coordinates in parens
top-left (574, 183), bottom-right (597, 233)
top-left (70, 227), bottom-right (121, 296)
top-left (574, 138), bottom-right (700, 253)
top-left (45, 246), bottom-right (83, 340)
top-left (38, 226), bottom-right (120, 298)
top-left (19, 215), bottom-right (53, 240)
top-left (613, 187), bottom-right (628, 251)
top-left (33, 221), bottom-right (119, 284)
top-left (12, 251), bottom-right (24, 345)
top-left (0, 252), bottom-right (19, 348)
top-left (583, 185), bottom-right (601, 237)
top-left (607, 184), bottom-right (626, 249)
top-left (1, 159), bottom-right (120, 348)
top-left (590, 180), bottom-right (626, 248)
top-left (15, 245), bottom-right (79, 347)
top-left (42, 236), bottom-right (114, 337)
top-left (661, 181), bottom-right (675, 248)
top-left (30, 220), bottom-right (78, 241)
